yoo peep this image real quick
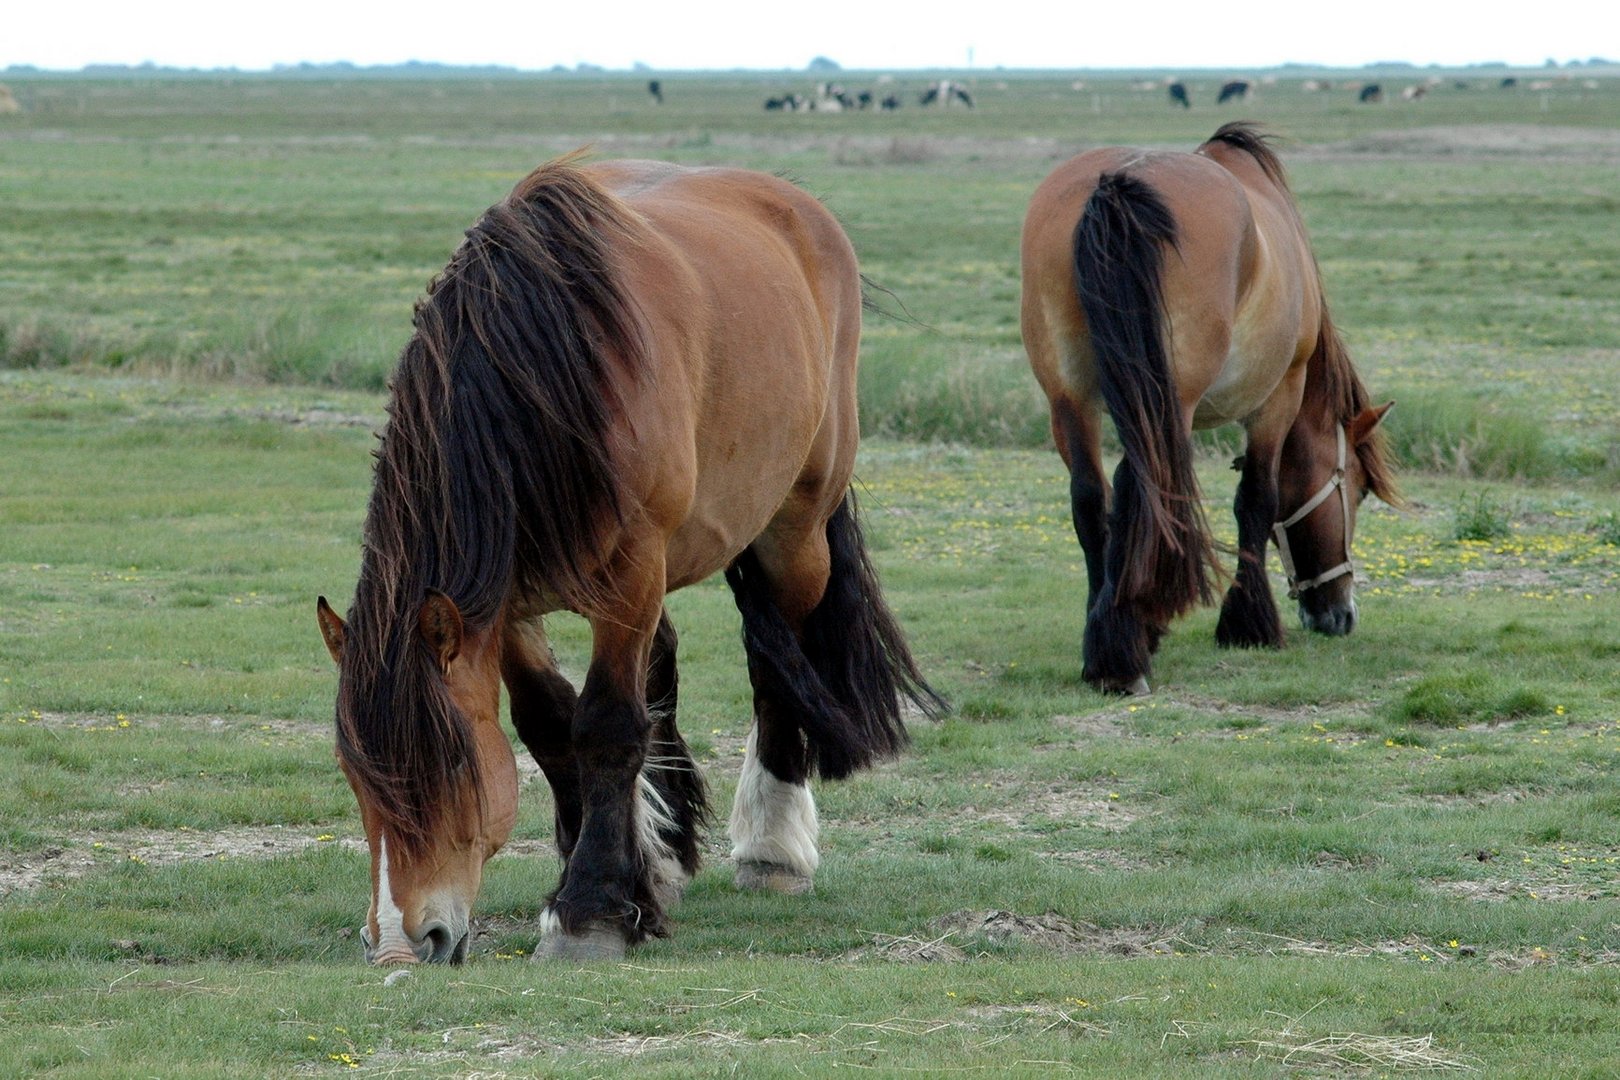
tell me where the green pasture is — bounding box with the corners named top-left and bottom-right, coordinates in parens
top-left (1, 72), bottom-right (1618, 1076)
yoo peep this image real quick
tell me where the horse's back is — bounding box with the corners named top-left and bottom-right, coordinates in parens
top-left (585, 161), bottom-right (863, 591)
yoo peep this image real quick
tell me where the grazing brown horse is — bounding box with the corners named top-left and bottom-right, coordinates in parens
top-left (316, 156), bottom-right (942, 964)
top-left (1020, 123), bottom-right (1399, 694)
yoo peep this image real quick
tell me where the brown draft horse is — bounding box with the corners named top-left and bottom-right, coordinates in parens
top-left (315, 156), bottom-right (943, 964)
top-left (1020, 123), bottom-right (1400, 694)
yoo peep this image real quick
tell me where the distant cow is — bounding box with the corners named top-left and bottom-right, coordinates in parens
top-left (1216, 79), bottom-right (1250, 104)
top-left (1358, 83), bottom-right (1383, 103)
top-left (880, 93), bottom-right (901, 111)
top-left (1401, 84), bottom-right (1428, 101)
top-left (920, 80), bottom-right (974, 108)
top-left (1500, 77), bottom-right (1519, 90)
top-left (818, 83), bottom-right (856, 110)
top-left (1168, 80), bottom-right (1190, 109)
top-left (647, 80), bottom-right (663, 105)
top-left (764, 93), bottom-right (809, 112)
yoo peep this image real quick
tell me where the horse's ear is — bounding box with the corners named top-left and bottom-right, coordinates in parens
top-left (1349, 400), bottom-right (1394, 445)
top-left (315, 596), bottom-right (346, 665)
top-left (418, 590), bottom-right (464, 671)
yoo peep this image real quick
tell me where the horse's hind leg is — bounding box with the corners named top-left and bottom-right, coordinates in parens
top-left (640, 610), bottom-right (708, 910)
top-left (1080, 451), bottom-right (1165, 695)
top-left (725, 528), bottom-right (827, 896)
top-left (725, 494), bottom-right (931, 894)
top-left (1052, 395), bottom-right (1110, 615)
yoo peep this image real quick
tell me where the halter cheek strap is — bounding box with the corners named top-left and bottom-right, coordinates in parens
top-left (1272, 424), bottom-right (1354, 600)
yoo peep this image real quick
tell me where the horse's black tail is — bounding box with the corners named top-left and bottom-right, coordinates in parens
top-left (726, 492), bottom-right (947, 780)
top-left (1073, 173), bottom-right (1218, 656)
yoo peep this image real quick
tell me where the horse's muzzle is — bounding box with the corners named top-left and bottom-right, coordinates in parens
top-left (1299, 597), bottom-right (1357, 637)
top-left (361, 918), bottom-right (470, 965)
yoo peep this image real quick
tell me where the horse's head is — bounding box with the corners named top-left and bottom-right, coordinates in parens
top-left (317, 593), bottom-right (517, 966)
top-left (1274, 402), bottom-right (1395, 636)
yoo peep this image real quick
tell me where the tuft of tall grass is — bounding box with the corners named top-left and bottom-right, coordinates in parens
top-left (1390, 668), bottom-right (1551, 726)
top-left (1, 311), bottom-right (397, 390)
top-left (1590, 511), bottom-right (1620, 546)
top-left (1451, 490), bottom-right (1516, 541)
top-left (1384, 390), bottom-right (1555, 478)
top-left (0, 319), bottom-right (98, 370)
top-left (856, 337), bottom-right (1050, 447)
top-left (189, 307), bottom-right (396, 389)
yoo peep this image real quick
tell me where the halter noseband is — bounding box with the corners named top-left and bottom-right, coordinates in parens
top-left (1272, 424), bottom-right (1354, 600)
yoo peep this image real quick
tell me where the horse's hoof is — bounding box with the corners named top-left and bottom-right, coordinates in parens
top-left (735, 860), bottom-right (814, 895)
top-left (532, 921), bottom-right (628, 962)
top-left (1085, 671), bottom-right (1152, 697)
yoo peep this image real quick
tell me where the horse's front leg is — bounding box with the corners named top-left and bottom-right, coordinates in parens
top-left (535, 567), bottom-right (667, 961)
top-left (641, 609), bottom-right (707, 910)
top-left (1217, 433), bottom-right (1285, 649)
top-left (502, 618), bottom-right (583, 892)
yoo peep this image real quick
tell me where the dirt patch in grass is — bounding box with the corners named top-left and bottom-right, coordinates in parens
top-left (843, 930), bottom-right (970, 964)
top-left (1431, 878), bottom-right (1608, 903)
top-left (1427, 844), bottom-right (1620, 904)
top-left (1230, 929), bottom-right (1618, 969)
top-left (1326, 125), bottom-right (1620, 162)
top-left (20, 710), bottom-right (323, 735)
top-left (1042, 847), bottom-right (1151, 872)
top-left (972, 778), bottom-right (1145, 834)
top-left (0, 845), bottom-right (100, 895)
top-left (1406, 567), bottom-right (1563, 593)
top-left (1416, 788), bottom-right (1530, 807)
top-left (5, 827), bottom-right (564, 895)
top-left (927, 910), bottom-right (1179, 958)
top-left (1158, 692), bottom-right (1374, 731)
top-left (1049, 714), bottom-right (1127, 741)
top-left (1, 826), bottom-right (357, 895)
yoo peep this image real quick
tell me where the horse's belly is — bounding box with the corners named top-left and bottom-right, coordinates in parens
top-left (1193, 366), bottom-right (1275, 429)
top-left (661, 438), bottom-right (819, 592)
top-left (1192, 313), bottom-right (1300, 428)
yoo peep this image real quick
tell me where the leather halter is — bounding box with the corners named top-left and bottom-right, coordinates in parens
top-left (1272, 424), bottom-right (1354, 600)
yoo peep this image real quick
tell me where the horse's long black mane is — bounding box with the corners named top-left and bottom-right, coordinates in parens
top-left (337, 158), bottom-right (644, 854)
top-left (1208, 122), bottom-right (1400, 505)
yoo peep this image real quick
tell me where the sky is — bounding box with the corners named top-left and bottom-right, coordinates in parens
top-left (3, 2), bottom-right (1605, 73)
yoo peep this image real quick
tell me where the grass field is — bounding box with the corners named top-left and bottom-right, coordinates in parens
top-left (1, 69), bottom-right (1618, 1076)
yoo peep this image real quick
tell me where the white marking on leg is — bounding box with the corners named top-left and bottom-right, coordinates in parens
top-left (537, 905), bottom-right (562, 939)
top-left (728, 726), bottom-right (819, 878)
top-left (636, 770), bottom-right (690, 908)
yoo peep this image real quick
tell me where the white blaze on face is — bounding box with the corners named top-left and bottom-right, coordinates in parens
top-left (373, 836), bottom-right (410, 954)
